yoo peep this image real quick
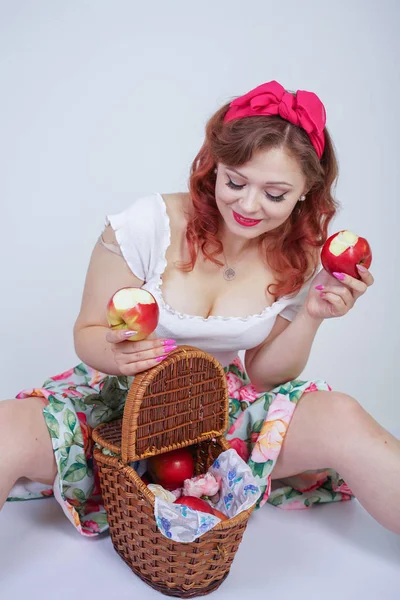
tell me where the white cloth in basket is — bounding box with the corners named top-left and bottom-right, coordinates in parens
top-left (154, 449), bottom-right (261, 542)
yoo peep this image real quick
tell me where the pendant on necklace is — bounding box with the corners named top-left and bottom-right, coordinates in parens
top-left (223, 267), bottom-right (236, 281)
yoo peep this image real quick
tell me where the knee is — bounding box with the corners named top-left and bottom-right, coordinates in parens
top-left (0, 397), bottom-right (40, 434)
top-left (0, 400), bottom-right (26, 479)
top-left (0, 399), bottom-right (22, 437)
top-left (297, 390), bottom-right (364, 454)
top-left (328, 391), bottom-right (361, 413)
top-left (313, 391), bottom-right (365, 461)
top-left (320, 391), bottom-right (364, 428)
top-left (301, 389), bottom-right (361, 417)
top-left (0, 397), bottom-right (55, 483)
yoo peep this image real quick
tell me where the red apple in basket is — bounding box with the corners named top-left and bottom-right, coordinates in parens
top-left (210, 507), bottom-right (228, 521)
top-left (174, 496), bottom-right (214, 515)
top-left (175, 496), bottom-right (228, 521)
top-left (321, 230), bottom-right (372, 279)
top-left (106, 287), bottom-right (159, 341)
top-left (147, 448), bottom-right (195, 491)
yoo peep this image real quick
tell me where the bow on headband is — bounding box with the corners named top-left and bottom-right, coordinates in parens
top-left (223, 80), bottom-right (326, 159)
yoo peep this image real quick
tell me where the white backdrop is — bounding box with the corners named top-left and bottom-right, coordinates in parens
top-left (1, 0), bottom-right (399, 430)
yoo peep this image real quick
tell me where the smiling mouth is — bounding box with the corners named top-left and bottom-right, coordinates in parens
top-left (232, 210), bottom-right (262, 227)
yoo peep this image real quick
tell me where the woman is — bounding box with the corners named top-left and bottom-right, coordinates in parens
top-left (1, 80), bottom-right (399, 537)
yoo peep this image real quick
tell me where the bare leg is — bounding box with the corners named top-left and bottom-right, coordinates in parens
top-left (272, 391), bottom-right (400, 535)
top-left (0, 397), bottom-right (57, 509)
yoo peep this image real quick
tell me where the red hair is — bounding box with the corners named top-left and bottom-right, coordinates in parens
top-left (182, 100), bottom-right (339, 298)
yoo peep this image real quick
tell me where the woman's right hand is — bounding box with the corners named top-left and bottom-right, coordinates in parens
top-left (105, 329), bottom-right (178, 376)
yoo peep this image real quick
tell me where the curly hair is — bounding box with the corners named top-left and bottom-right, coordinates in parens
top-left (181, 100), bottom-right (340, 298)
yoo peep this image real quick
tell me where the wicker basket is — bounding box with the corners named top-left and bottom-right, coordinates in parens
top-left (92, 346), bottom-right (255, 597)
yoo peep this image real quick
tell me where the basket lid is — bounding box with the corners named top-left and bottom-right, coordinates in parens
top-left (121, 346), bottom-right (229, 463)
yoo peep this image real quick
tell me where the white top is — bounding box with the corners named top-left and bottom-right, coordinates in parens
top-left (106, 193), bottom-right (312, 367)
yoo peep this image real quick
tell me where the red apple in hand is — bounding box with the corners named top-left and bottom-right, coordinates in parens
top-left (174, 496), bottom-right (214, 515)
top-left (147, 448), bottom-right (195, 491)
top-left (321, 230), bottom-right (372, 279)
top-left (107, 287), bottom-right (159, 341)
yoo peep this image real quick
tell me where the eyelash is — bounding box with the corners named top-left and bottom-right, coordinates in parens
top-left (225, 177), bottom-right (286, 203)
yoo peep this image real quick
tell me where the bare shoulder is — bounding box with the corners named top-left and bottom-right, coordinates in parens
top-left (162, 192), bottom-right (192, 234)
top-left (101, 224), bottom-right (117, 244)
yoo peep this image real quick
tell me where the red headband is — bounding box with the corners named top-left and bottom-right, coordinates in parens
top-left (223, 80), bottom-right (326, 159)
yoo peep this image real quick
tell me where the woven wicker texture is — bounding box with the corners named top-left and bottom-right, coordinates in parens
top-left (93, 346), bottom-right (254, 597)
top-left (120, 346), bottom-right (229, 463)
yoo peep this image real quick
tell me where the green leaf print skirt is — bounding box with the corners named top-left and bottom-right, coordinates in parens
top-left (8, 357), bottom-right (353, 536)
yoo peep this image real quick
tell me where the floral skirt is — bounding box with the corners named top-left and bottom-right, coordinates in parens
top-left (7, 357), bottom-right (353, 536)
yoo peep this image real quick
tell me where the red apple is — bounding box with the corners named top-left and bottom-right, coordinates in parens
top-left (147, 448), bottom-right (195, 491)
top-left (106, 287), bottom-right (159, 341)
top-left (174, 496), bottom-right (214, 515)
top-left (211, 507), bottom-right (228, 521)
top-left (321, 230), bottom-right (372, 279)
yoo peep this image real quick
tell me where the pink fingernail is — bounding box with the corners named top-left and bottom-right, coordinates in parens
top-left (163, 339), bottom-right (176, 346)
top-left (320, 292), bottom-right (326, 297)
top-left (123, 330), bottom-right (137, 338)
top-left (156, 355), bottom-right (168, 362)
top-left (315, 285), bottom-right (324, 291)
top-left (164, 344), bottom-right (178, 353)
top-left (356, 264), bottom-right (367, 272)
top-left (332, 272), bottom-right (345, 281)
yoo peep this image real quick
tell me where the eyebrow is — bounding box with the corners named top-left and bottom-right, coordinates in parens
top-left (227, 166), bottom-right (294, 187)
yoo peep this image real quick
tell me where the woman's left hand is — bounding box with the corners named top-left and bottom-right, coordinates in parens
top-left (305, 264), bottom-right (374, 320)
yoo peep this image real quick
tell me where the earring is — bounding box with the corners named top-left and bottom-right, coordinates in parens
top-left (299, 195), bottom-right (306, 202)
top-left (214, 168), bottom-right (217, 174)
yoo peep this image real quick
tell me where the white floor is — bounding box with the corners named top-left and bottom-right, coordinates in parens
top-left (1, 495), bottom-right (399, 600)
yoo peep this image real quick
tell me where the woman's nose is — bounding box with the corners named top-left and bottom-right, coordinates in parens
top-left (238, 189), bottom-right (261, 215)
